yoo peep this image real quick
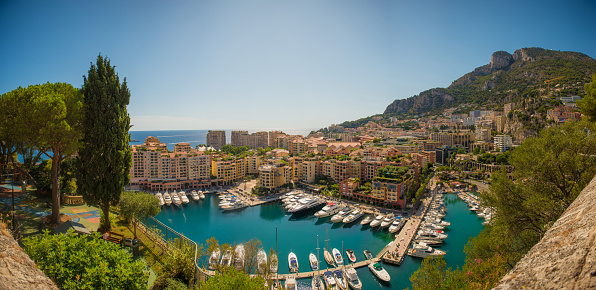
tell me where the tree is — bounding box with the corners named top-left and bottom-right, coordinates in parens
top-left (1, 83), bottom-right (83, 224)
top-left (119, 191), bottom-right (161, 238)
top-left (197, 267), bottom-right (265, 290)
top-left (578, 73), bottom-right (596, 122)
top-left (23, 230), bottom-right (147, 289)
top-left (77, 55), bottom-right (132, 231)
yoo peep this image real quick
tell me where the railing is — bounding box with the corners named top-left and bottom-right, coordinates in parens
top-left (136, 216), bottom-right (212, 285)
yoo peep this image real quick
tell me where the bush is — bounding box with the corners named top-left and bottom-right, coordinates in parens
top-left (100, 211), bottom-right (117, 230)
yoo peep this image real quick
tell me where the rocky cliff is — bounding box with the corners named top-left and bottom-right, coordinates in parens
top-left (493, 174), bottom-right (596, 289)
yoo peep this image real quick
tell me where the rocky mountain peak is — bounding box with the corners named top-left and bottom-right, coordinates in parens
top-left (490, 51), bottom-right (514, 70)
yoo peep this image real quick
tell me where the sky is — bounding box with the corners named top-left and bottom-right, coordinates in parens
top-left (1, 0), bottom-right (595, 131)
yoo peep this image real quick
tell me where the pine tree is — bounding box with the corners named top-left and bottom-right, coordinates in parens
top-left (77, 54), bottom-right (131, 231)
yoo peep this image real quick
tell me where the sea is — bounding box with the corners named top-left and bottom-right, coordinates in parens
top-left (154, 193), bottom-right (484, 289)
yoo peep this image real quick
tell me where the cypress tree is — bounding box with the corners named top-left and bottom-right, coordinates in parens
top-left (77, 54), bottom-right (131, 231)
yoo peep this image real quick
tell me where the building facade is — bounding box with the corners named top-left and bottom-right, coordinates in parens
top-left (206, 130), bottom-right (226, 150)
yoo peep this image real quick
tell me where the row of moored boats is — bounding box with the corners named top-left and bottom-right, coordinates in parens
top-left (407, 191), bottom-right (449, 259)
top-left (458, 191), bottom-right (493, 225)
top-left (154, 190), bottom-right (205, 207)
top-left (217, 193), bottom-right (249, 211)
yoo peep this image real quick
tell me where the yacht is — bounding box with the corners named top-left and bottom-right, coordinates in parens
top-left (315, 202), bottom-right (341, 218)
top-left (311, 274), bottom-right (325, 290)
top-left (270, 253), bottom-right (278, 273)
top-left (324, 248), bottom-right (335, 266)
top-left (426, 217), bottom-right (450, 227)
top-left (222, 201), bottom-right (248, 211)
top-left (208, 249), bottom-right (220, 270)
top-left (155, 192), bottom-right (165, 207)
top-left (388, 217), bottom-right (404, 233)
top-left (369, 215), bottom-right (384, 227)
top-left (179, 191), bottom-right (190, 204)
top-left (289, 198), bottom-right (325, 214)
top-left (330, 207), bottom-right (352, 223)
top-left (324, 271), bottom-right (338, 290)
top-left (333, 269), bottom-right (348, 290)
top-left (220, 250), bottom-right (232, 267)
top-left (288, 252), bottom-right (299, 273)
top-left (332, 248), bottom-right (344, 267)
top-left (284, 275), bottom-right (297, 290)
top-left (199, 191), bottom-right (206, 199)
top-left (380, 214), bottom-right (395, 228)
top-left (360, 215), bottom-right (373, 225)
top-left (414, 238), bottom-right (443, 246)
top-left (422, 222), bottom-right (445, 231)
top-left (163, 192), bottom-right (172, 206)
top-left (363, 250), bottom-right (373, 260)
top-left (342, 209), bottom-right (363, 224)
top-left (171, 192), bottom-right (182, 207)
top-left (344, 267), bottom-right (362, 290)
top-left (408, 242), bottom-right (446, 258)
top-left (345, 249), bottom-right (356, 263)
top-left (417, 229), bottom-right (448, 240)
top-left (309, 252), bottom-right (319, 271)
top-left (368, 262), bottom-right (390, 282)
top-left (190, 190), bottom-right (201, 201)
top-left (234, 244), bottom-right (245, 270)
top-left (257, 249), bottom-right (267, 274)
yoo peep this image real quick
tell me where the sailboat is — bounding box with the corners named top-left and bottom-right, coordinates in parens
top-left (311, 235), bottom-right (325, 290)
top-left (324, 228), bottom-right (335, 266)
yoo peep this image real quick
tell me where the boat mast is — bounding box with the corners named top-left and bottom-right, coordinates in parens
top-left (341, 241), bottom-right (344, 268)
top-left (316, 235), bottom-right (320, 276)
top-left (275, 226), bottom-right (278, 282)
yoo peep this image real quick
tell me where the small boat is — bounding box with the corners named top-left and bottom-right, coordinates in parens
top-left (163, 192), bottom-right (172, 206)
top-left (342, 209), bottom-right (363, 224)
top-left (408, 242), bottom-right (446, 258)
top-left (312, 274), bottom-right (325, 290)
top-left (333, 269), bottom-right (348, 290)
top-left (220, 250), bottom-right (232, 267)
top-left (324, 248), bottom-right (335, 266)
top-left (332, 248), bottom-right (344, 267)
top-left (309, 252), bottom-right (319, 271)
top-left (284, 275), bottom-right (297, 290)
top-left (324, 271), bottom-right (338, 290)
top-left (190, 190), bottom-right (201, 201)
top-left (380, 214), bottom-right (395, 228)
top-left (368, 262), bottom-right (390, 282)
top-left (257, 249), bottom-right (267, 274)
top-left (234, 244), bottom-right (245, 270)
top-left (155, 192), bottom-right (165, 206)
top-left (370, 215), bottom-right (384, 227)
top-left (171, 192), bottom-right (182, 207)
top-left (288, 252), bottom-right (299, 273)
top-left (363, 250), bottom-right (373, 260)
top-left (270, 253), bottom-right (278, 273)
top-left (345, 249), bottom-right (356, 263)
top-left (388, 217), bottom-right (404, 233)
top-left (208, 249), bottom-right (220, 270)
top-left (199, 191), bottom-right (206, 199)
top-left (360, 215), bottom-right (373, 225)
top-left (179, 191), bottom-right (190, 204)
top-left (344, 267), bottom-right (362, 290)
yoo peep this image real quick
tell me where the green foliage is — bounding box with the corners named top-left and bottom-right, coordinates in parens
top-left (220, 145), bottom-right (250, 156)
top-left (197, 267), bottom-right (265, 289)
top-left (99, 211), bottom-right (117, 230)
top-left (119, 191), bottom-right (161, 223)
top-left (23, 230), bottom-right (147, 290)
top-left (158, 238), bottom-right (201, 286)
top-left (375, 166), bottom-right (409, 179)
top-left (77, 54), bottom-right (132, 231)
top-left (151, 277), bottom-right (188, 290)
top-left (578, 74), bottom-right (596, 122)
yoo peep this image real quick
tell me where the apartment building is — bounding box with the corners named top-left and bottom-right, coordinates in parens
top-left (494, 135), bottom-right (513, 152)
top-left (371, 175), bottom-right (412, 209)
top-left (206, 130), bottom-right (226, 150)
top-left (258, 164), bottom-right (292, 189)
top-left (475, 127), bottom-right (492, 142)
top-left (211, 159), bottom-right (238, 185)
top-left (430, 132), bottom-right (474, 147)
top-left (231, 131), bottom-right (248, 146)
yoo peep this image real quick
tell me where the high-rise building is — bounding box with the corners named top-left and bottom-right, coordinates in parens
top-left (494, 135), bottom-right (513, 152)
top-left (231, 131), bottom-right (248, 146)
top-left (206, 130), bottom-right (226, 150)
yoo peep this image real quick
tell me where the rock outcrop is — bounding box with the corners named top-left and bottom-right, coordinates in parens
top-left (0, 223), bottom-right (58, 290)
top-left (493, 175), bottom-right (596, 289)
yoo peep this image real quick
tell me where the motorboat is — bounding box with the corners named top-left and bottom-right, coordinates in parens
top-left (342, 209), bottom-right (363, 224)
top-left (330, 207), bottom-right (352, 223)
top-left (388, 217), bottom-right (404, 233)
top-left (344, 267), bottom-right (362, 290)
top-left (199, 191), bottom-right (206, 199)
top-left (333, 269), bottom-right (348, 290)
top-left (163, 192), bottom-right (172, 206)
top-left (171, 192), bottom-right (182, 207)
top-left (368, 262), bottom-right (390, 282)
top-left (220, 250), bottom-right (232, 267)
top-left (332, 248), bottom-right (344, 267)
top-left (346, 249), bottom-right (356, 263)
top-left (369, 215), bottom-right (384, 227)
top-left (324, 271), bottom-right (338, 290)
top-left (408, 242), bottom-right (446, 258)
top-left (360, 215), bottom-right (373, 225)
top-left (414, 238), bottom-right (443, 246)
top-left (284, 275), bottom-right (297, 290)
top-left (155, 192), bottom-right (165, 206)
top-left (190, 190), bottom-right (201, 201)
top-left (324, 248), bottom-right (335, 266)
top-left (422, 222), bottom-right (445, 231)
top-left (315, 202), bottom-right (342, 218)
top-left (270, 253), bottom-right (278, 273)
top-left (288, 252), bottom-right (299, 273)
top-left (363, 250), bottom-right (373, 260)
top-left (311, 274), bottom-right (325, 290)
top-left (234, 244), bottom-right (245, 270)
top-left (222, 201), bottom-right (248, 211)
top-left (208, 249), bottom-right (220, 270)
top-left (380, 214), bottom-right (395, 228)
top-left (426, 217), bottom-right (450, 227)
top-left (289, 198), bottom-right (325, 214)
top-left (257, 249), bottom-right (267, 274)
top-left (179, 191), bottom-right (190, 204)
top-left (309, 252), bottom-right (318, 271)
top-left (417, 229), bottom-right (448, 240)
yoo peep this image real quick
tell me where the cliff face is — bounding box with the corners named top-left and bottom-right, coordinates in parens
top-left (384, 88), bottom-right (454, 115)
top-left (493, 175), bottom-right (596, 289)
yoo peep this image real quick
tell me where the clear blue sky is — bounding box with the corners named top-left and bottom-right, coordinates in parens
top-left (1, 0), bottom-right (594, 131)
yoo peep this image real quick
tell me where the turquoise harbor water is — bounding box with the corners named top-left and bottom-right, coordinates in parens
top-left (155, 193), bottom-right (484, 289)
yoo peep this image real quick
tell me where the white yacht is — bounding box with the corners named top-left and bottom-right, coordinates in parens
top-left (288, 252), bottom-right (299, 273)
top-left (323, 271), bottom-right (338, 290)
top-left (220, 250), bottom-right (232, 267)
top-left (311, 274), bottom-right (325, 290)
top-left (330, 207), bottom-right (352, 223)
top-left (360, 215), bottom-right (373, 225)
top-left (284, 275), bottom-right (297, 290)
top-left (380, 214), bottom-right (395, 228)
top-left (422, 222), bottom-right (445, 231)
top-left (332, 248), bottom-right (344, 267)
top-left (342, 209), bottom-right (364, 224)
top-left (222, 201), bottom-right (248, 211)
top-left (388, 217), bottom-right (404, 233)
top-left (309, 252), bottom-right (318, 271)
top-left (333, 269), bottom-right (347, 290)
top-left (171, 192), bottom-right (182, 207)
top-left (413, 238), bottom-right (443, 246)
top-left (369, 215), bottom-right (384, 227)
top-left (190, 190), bottom-right (201, 201)
top-left (408, 242), bottom-right (446, 258)
top-left (199, 191), bottom-right (206, 199)
top-left (163, 192), bottom-right (172, 206)
top-left (208, 249), bottom-right (220, 270)
top-left (179, 191), bottom-right (190, 204)
top-left (315, 202), bottom-right (342, 218)
top-left (155, 192), bottom-right (165, 207)
top-left (288, 198), bottom-right (325, 214)
top-left (417, 229), bottom-right (448, 240)
top-left (344, 267), bottom-right (362, 290)
top-left (257, 249), bottom-right (267, 274)
top-left (324, 248), bottom-right (335, 266)
top-left (368, 262), bottom-right (390, 282)
top-left (426, 217), bottom-right (450, 227)
top-left (234, 244), bottom-right (245, 270)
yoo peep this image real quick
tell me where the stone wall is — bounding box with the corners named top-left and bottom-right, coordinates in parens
top-left (494, 175), bottom-right (596, 289)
